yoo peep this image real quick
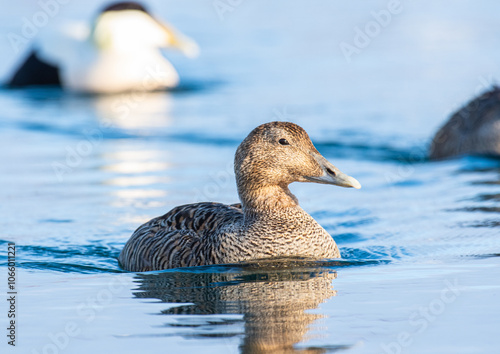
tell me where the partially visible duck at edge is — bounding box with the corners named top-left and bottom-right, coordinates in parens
top-left (430, 87), bottom-right (500, 159)
top-left (119, 121), bottom-right (361, 271)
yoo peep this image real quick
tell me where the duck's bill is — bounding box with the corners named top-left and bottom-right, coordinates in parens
top-left (305, 171), bottom-right (361, 189)
top-left (305, 154), bottom-right (361, 189)
top-left (161, 22), bottom-right (200, 58)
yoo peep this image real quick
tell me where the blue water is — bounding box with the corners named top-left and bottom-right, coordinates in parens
top-left (1, 1), bottom-right (500, 353)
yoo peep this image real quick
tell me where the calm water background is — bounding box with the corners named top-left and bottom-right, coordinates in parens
top-left (1, 1), bottom-right (500, 353)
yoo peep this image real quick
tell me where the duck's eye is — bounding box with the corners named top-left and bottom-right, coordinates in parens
top-left (279, 138), bottom-right (290, 145)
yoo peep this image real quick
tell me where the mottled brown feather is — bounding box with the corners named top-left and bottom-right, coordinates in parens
top-left (119, 122), bottom-right (356, 271)
top-left (119, 203), bottom-right (243, 271)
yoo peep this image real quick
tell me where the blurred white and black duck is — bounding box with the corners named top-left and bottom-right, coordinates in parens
top-left (430, 87), bottom-right (500, 159)
top-left (6, 1), bottom-right (199, 93)
top-left (119, 122), bottom-right (361, 271)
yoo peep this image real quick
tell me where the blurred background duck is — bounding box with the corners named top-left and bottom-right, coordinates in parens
top-left (430, 87), bottom-right (500, 159)
top-left (6, 1), bottom-right (199, 93)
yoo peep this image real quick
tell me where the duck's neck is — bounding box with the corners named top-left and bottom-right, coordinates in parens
top-left (238, 182), bottom-right (300, 217)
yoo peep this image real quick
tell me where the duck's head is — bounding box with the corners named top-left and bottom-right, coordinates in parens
top-left (92, 1), bottom-right (199, 56)
top-left (235, 122), bottom-right (361, 209)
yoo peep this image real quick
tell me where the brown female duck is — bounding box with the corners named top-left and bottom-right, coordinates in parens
top-left (119, 121), bottom-right (361, 271)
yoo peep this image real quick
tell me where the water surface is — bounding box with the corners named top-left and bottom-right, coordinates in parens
top-left (1, 1), bottom-right (500, 353)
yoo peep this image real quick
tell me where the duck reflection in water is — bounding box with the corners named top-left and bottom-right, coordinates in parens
top-left (133, 260), bottom-right (350, 353)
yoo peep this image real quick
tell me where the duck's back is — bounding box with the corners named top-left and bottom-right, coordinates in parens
top-left (430, 88), bottom-right (500, 159)
top-left (118, 202), bottom-right (243, 271)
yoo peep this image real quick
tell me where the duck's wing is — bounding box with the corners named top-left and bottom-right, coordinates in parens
top-left (7, 50), bottom-right (61, 87)
top-left (119, 202), bottom-right (243, 271)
